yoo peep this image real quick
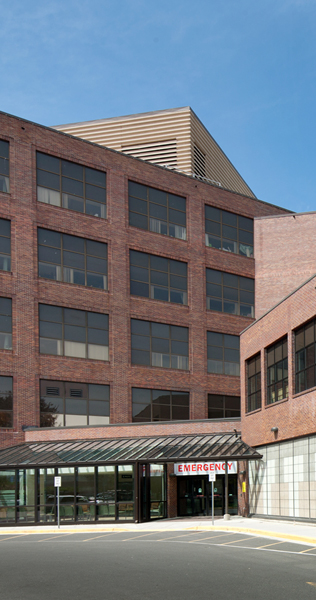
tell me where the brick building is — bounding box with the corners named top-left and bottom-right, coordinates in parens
top-left (0, 109), bottom-right (287, 525)
top-left (241, 212), bottom-right (316, 521)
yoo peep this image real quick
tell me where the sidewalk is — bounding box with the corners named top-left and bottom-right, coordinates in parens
top-left (1, 516), bottom-right (316, 545)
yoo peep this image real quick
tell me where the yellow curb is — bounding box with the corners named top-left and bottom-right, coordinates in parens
top-left (185, 525), bottom-right (316, 544)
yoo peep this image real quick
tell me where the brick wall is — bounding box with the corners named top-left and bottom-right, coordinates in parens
top-left (254, 212), bottom-right (316, 318)
top-left (0, 111), bottom-right (289, 449)
top-left (241, 275), bottom-right (316, 447)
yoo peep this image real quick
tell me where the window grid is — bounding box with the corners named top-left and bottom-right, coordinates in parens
top-left (267, 338), bottom-right (288, 404)
top-left (0, 140), bottom-right (9, 194)
top-left (208, 394), bottom-right (240, 419)
top-left (205, 205), bottom-right (253, 258)
top-left (247, 353), bottom-right (261, 412)
top-left (206, 268), bottom-right (254, 317)
top-left (131, 319), bottom-right (189, 371)
top-left (36, 152), bottom-right (106, 219)
top-left (38, 228), bottom-right (107, 290)
top-left (39, 304), bottom-right (109, 361)
top-left (207, 331), bottom-right (240, 376)
top-left (0, 298), bottom-right (12, 350)
top-left (0, 219), bottom-right (11, 272)
top-left (132, 388), bottom-right (189, 422)
top-left (40, 380), bottom-right (110, 428)
top-left (295, 319), bottom-right (316, 394)
top-left (128, 181), bottom-right (186, 240)
top-left (0, 376), bottom-right (13, 428)
top-left (130, 250), bottom-right (187, 305)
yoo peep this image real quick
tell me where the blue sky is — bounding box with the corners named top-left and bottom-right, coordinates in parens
top-left (1, 0), bottom-right (316, 212)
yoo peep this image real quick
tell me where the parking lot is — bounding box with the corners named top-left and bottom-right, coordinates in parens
top-left (1, 530), bottom-right (316, 600)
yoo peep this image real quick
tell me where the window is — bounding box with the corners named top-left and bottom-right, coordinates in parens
top-left (128, 181), bottom-right (186, 240)
top-left (36, 153), bottom-right (106, 219)
top-left (206, 269), bottom-right (254, 317)
top-left (208, 394), bottom-right (240, 419)
top-left (39, 305), bottom-right (109, 361)
top-left (40, 380), bottom-right (110, 427)
top-left (205, 205), bottom-right (253, 258)
top-left (131, 319), bottom-right (189, 370)
top-left (0, 376), bottom-right (13, 428)
top-left (0, 298), bottom-right (12, 350)
top-left (247, 353), bottom-right (261, 412)
top-left (295, 320), bottom-right (316, 394)
top-left (130, 250), bottom-right (187, 304)
top-left (207, 332), bottom-right (240, 376)
top-left (0, 219), bottom-right (11, 272)
top-left (267, 338), bottom-right (288, 404)
top-left (0, 141), bottom-right (9, 193)
top-left (132, 388), bottom-right (189, 422)
top-left (38, 229), bottom-right (107, 290)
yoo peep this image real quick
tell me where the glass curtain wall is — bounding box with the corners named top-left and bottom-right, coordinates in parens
top-left (0, 465), bottom-right (141, 524)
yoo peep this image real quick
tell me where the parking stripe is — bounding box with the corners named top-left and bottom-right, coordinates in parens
top-left (38, 533), bottom-right (74, 542)
top-left (256, 540), bottom-right (289, 549)
top-left (220, 536), bottom-right (253, 545)
top-left (300, 547), bottom-right (316, 554)
top-left (0, 534), bottom-right (29, 541)
top-left (188, 532), bottom-right (236, 542)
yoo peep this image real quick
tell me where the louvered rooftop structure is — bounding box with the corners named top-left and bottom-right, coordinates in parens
top-left (54, 107), bottom-right (256, 198)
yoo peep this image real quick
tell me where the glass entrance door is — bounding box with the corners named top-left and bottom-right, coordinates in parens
top-left (178, 477), bottom-right (206, 516)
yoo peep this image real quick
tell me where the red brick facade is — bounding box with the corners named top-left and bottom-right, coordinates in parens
top-left (0, 110), bottom-right (288, 453)
top-left (254, 212), bottom-right (316, 318)
top-left (241, 274), bottom-right (316, 448)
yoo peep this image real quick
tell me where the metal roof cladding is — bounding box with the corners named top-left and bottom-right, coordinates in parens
top-left (0, 433), bottom-right (262, 467)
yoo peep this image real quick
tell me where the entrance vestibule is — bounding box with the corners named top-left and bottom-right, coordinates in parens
top-left (177, 475), bottom-right (238, 517)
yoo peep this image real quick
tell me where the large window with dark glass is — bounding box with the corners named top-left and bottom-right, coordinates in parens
top-left (129, 181), bottom-right (186, 240)
top-left (0, 376), bottom-right (13, 428)
top-left (295, 319), bottom-right (316, 393)
top-left (131, 319), bottom-right (189, 370)
top-left (40, 380), bottom-right (110, 427)
top-left (38, 228), bottom-right (107, 290)
top-left (247, 353), bottom-right (261, 412)
top-left (267, 338), bottom-right (288, 404)
top-left (205, 205), bottom-right (253, 258)
top-left (207, 332), bottom-right (240, 376)
top-left (132, 388), bottom-right (189, 422)
top-left (0, 141), bottom-right (9, 194)
top-left (208, 394), bottom-right (240, 419)
top-left (130, 250), bottom-right (187, 304)
top-left (0, 298), bottom-right (12, 350)
top-left (206, 269), bottom-right (254, 317)
top-left (39, 305), bottom-right (109, 361)
top-left (0, 219), bottom-right (10, 272)
top-left (36, 153), bottom-right (106, 219)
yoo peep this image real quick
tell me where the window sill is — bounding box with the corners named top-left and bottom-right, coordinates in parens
top-left (38, 277), bottom-right (108, 293)
top-left (245, 407), bottom-right (262, 416)
top-left (264, 396), bottom-right (288, 409)
top-left (131, 294), bottom-right (189, 308)
top-left (293, 385), bottom-right (316, 399)
top-left (39, 353), bottom-right (110, 363)
top-left (131, 363), bottom-right (189, 373)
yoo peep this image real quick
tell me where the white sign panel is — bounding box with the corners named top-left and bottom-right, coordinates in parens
top-left (54, 476), bottom-right (62, 487)
top-left (174, 461), bottom-right (237, 475)
top-left (209, 472), bottom-right (216, 482)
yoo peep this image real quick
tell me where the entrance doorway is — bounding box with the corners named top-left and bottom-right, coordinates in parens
top-left (177, 475), bottom-right (237, 517)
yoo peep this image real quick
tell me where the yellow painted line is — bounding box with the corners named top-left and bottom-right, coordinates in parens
top-left (256, 540), bottom-right (287, 549)
top-left (220, 536), bottom-right (254, 545)
top-left (82, 532), bottom-right (124, 542)
top-left (0, 534), bottom-right (29, 541)
top-left (300, 547), bottom-right (316, 554)
top-left (121, 532), bottom-right (161, 541)
top-left (186, 526), bottom-right (316, 545)
top-left (38, 533), bottom-right (74, 542)
top-left (157, 531), bottom-right (206, 542)
top-left (188, 532), bottom-right (236, 542)
top-left (307, 583), bottom-right (316, 587)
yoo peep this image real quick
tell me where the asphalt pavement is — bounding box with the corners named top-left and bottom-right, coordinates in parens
top-left (1, 515), bottom-right (316, 545)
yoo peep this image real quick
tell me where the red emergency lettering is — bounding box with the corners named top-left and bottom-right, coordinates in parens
top-left (184, 465), bottom-right (190, 472)
top-left (192, 464), bottom-right (196, 472)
